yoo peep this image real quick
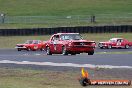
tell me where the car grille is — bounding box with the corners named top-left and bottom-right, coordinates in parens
top-left (73, 42), bottom-right (92, 46)
top-left (17, 45), bottom-right (24, 47)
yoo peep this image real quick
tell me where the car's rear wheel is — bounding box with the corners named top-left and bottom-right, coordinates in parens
top-left (62, 46), bottom-right (68, 55)
top-left (41, 47), bottom-right (45, 51)
top-left (125, 44), bottom-right (129, 49)
top-left (17, 48), bottom-right (21, 51)
top-left (108, 45), bottom-right (112, 49)
top-left (98, 43), bottom-right (103, 49)
top-left (88, 51), bottom-right (94, 55)
top-left (46, 47), bottom-right (52, 55)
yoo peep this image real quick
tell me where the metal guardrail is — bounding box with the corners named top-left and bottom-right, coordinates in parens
top-left (0, 14), bottom-right (132, 26)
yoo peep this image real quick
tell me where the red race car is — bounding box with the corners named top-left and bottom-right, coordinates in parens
top-left (98, 38), bottom-right (132, 49)
top-left (15, 40), bottom-right (45, 51)
top-left (44, 33), bottom-right (96, 55)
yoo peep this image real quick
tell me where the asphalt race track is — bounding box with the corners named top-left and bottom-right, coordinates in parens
top-left (0, 48), bottom-right (132, 69)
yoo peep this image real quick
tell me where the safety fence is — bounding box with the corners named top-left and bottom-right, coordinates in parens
top-left (0, 13), bottom-right (132, 27)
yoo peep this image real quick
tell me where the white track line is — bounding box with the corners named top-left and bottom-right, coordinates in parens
top-left (0, 60), bottom-right (132, 69)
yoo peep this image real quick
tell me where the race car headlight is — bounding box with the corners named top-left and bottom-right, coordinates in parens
top-left (68, 42), bottom-right (73, 46)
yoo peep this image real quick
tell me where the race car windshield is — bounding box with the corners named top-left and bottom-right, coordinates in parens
top-left (109, 39), bottom-right (116, 43)
top-left (25, 40), bottom-right (33, 44)
top-left (60, 34), bottom-right (83, 40)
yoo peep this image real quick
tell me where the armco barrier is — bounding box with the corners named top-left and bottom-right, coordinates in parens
top-left (0, 25), bottom-right (132, 36)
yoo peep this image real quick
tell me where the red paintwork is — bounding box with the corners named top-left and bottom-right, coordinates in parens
top-left (98, 38), bottom-right (132, 49)
top-left (44, 33), bottom-right (96, 55)
top-left (15, 40), bottom-right (45, 51)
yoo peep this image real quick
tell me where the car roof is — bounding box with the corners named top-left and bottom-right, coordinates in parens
top-left (56, 33), bottom-right (79, 35)
top-left (110, 38), bottom-right (123, 40)
top-left (26, 40), bottom-right (41, 42)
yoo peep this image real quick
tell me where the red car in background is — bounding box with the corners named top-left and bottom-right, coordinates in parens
top-left (98, 38), bottom-right (132, 49)
top-left (15, 40), bottom-right (45, 51)
top-left (44, 33), bottom-right (96, 55)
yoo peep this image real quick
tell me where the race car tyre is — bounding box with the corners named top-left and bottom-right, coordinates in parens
top-left (46, 47), bottom-right (52, 55)
top-left (62, 46), bottom-right (68, 55)
top-left (27, 47), bottom-right (31, 51)
top-left (88, 51), bottom-right (94, 55)
top-left (41, 47), bottom-right (45, 51)
top-left (125, 44), bottom-right (129, 49)
top-left (98, 43), bottom-right (103, 49)
top-left (17, 48), bottom-right (21, 51)
top-left (108, 45), bottom-right (112, 49)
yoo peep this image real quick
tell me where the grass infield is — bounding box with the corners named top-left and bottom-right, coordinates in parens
top-left (0, 67), bottom-right (131, 88)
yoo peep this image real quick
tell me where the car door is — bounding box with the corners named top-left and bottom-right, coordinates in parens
top-left (116, 39), bottom-right (122, 46)
top-left (55, 35), bottom-right (63, 53)
top-left (49, 35), bottom-right (56, 53)
top-left (52, 35), bottom-right (62, 53)
top-left (37, 40), bottom-right (43, 49)
top-left (33, 40), bottom-right (39, 50)
top-left (120, 39), bottom-right (126, 47)
top-left (110, 39), bottom-right (117, 47)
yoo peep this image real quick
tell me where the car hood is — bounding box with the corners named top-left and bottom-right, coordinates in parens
top-left (69, 40), bottom-right (95, 43)
top-left (99, 41), bottom-right (110, 44)
top-left (16, 44), bottom-right (28, 46)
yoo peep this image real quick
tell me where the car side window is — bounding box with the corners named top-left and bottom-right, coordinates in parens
top-left (34, 41), bottom-right (38, 44)
top-left (117, 39), bottom-right (122, 43)
top-left (28, 40), bottom-right (33, 44)
top-left (51, 35), bottom-right (60, 41)
top-left (120, 39), bottom-right (123, 42)
top-left (39, 41), bottom-right (41, 44)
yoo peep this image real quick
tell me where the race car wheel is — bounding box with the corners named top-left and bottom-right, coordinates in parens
top-left (41, 47), bottom-right (45, 51)
top-left (88, 51), bottom-right (94, 55)
top-left (108, 45), bottom-right (112, 49)
top-left (62, 46), bottom-right (68, 55)
top-left (27, 47), bottom-right (31, 51)
top-left (46, 47), bottom-right (52, 55)
top-left (17, 48), bottom-right (21, 51)
top-left (125, 44), bottom-right (129, 49)
top-left (98, 43), bottom-right (103, 49)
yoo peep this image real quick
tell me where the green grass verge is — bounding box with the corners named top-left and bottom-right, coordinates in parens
top-left (0, 33), bottom-right (131, 48)
top-left (0, 68), bottom-right (80, 88)
top-left (0, 68), bottom-right (131, 88)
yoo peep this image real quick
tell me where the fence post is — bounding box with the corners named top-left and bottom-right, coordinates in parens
top-left (0, 13), bottom-right (5, 23)
top-left (91, 15), bottom-right (95, 23)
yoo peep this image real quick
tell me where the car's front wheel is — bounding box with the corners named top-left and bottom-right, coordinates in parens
top-left (62, 46), bottom-right (68, 55)
top-left (46, 47), bottom-right (52, 55)
top-left (125, 44), bottom-right (130, 49)
top-left (107, 45), bottom-right (112, 49)
top-left (17, 48), bottom-right (21, 51)
top-left (88, 51), bottom-right (94, 55)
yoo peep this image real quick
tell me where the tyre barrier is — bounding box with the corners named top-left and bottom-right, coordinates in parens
top-left (0, 25), bottom-right (132, 36)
